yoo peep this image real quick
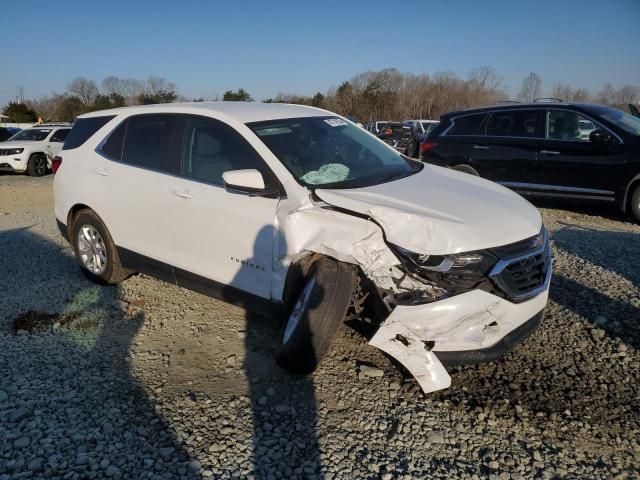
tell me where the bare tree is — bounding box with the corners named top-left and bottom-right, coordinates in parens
top-left (518, 72), bottom-right (542, 102)
top-left (67, 77), bottom-right (99, 105)
top-left (101, 76), bottom-right (128, 97)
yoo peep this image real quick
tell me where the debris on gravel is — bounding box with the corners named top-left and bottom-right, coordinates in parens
top-left (1, 175), bottom-right (638, 479)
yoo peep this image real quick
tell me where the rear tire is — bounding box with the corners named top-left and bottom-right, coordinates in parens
top-left (71, 210), bottom-right (131, 284)
top-left (27, 154), bottom-right (47, 177)
top-left (631, 184), bottom-right (640, 223)
top-left (452, 164), bottom-right (479, 176)
top-left (276, 258), bottom-right (357, 374)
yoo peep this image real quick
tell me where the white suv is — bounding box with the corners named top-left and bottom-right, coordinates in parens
top-left (0, 124), bottom-right (71, 176)
top-left (53, 103), bottom-right (551, 393)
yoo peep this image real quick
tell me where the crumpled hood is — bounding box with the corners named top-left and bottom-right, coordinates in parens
top-left (315, 164), bottom-right (542, 255)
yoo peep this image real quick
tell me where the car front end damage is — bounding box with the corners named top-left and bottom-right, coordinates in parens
top-left (369, 227), bottom-right (551, 393)
top-left (272, 170), bottom-right (551, 393)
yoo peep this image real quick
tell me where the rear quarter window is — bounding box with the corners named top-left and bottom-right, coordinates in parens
top-left (446, 113), bottom-right (488, 136)
top-left (63, 116), bottom-right (115, 150)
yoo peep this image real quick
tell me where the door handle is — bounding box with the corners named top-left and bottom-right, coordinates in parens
top-left (539, 150), bottom-right (560, 155)
top-left (95, 167), bottom-right (110, 176)
top-left (171, 189), bottom-right (193, 199)
top-left (473, 145), bottom-right (489, 150)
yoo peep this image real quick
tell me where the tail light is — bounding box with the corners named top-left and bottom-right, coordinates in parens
top-left (52, 156), bottom-right (62, 174)
top-left (420, 142), bottom-right (438, 153)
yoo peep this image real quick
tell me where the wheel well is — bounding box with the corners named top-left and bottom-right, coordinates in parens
top-left (66, 204), bottom-right (92, 232)
top-left (623, 176), bottom-right (640, 213)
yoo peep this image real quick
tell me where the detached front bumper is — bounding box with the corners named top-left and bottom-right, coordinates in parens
top-left (369, 287), bottom-right (549, 393)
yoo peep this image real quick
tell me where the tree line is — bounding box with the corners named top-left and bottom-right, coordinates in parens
top-left (2, 68), bottom-right (639, 123)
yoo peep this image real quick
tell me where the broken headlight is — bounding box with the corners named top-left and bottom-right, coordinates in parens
top-left (391, 245), bottom-right (498, 296)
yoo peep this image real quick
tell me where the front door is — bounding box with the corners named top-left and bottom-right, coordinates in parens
top-left (168, 115), bottom-right (281, 300)
top-left (534, 109), bottom-right (626, 198)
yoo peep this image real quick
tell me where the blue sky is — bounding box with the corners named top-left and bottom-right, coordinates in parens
top-left (1, 0), bottom-right (639, 105)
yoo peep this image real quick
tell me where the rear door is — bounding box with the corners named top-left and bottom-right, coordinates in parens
top-left (535, 108), bottom-right (626, 197)
top-left (470, 109), bottom-right (541, 184)
top-left (90, 114), bottom-right (182, 272)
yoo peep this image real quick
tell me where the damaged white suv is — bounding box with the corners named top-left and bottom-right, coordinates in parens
top-left (53, 103), bottom-right (551, 393)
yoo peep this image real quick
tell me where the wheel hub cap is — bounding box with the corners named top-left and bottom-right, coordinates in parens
top-left (77, 225), bottom-right (107, 274)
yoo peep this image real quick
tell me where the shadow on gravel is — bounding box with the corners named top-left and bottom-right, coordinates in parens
top-left (230, 225), bottom-right (325, 480)
top-left (550, 226), bottom-right (640, 348)
top-left (0, 228), bottom-right (199, 478)
top-left (551, 226), bottom-right (640, 288)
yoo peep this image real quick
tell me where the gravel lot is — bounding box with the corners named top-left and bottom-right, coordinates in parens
top-left (1, 174), bottom-right (638, 480)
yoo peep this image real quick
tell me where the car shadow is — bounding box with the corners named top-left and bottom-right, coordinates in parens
top-left (224, 225), bottom-right (325, 479)
top-left (0, 227), bottom-right (200, 478)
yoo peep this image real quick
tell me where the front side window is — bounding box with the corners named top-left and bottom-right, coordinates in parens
top-left (121, 114), bottom-right (182, 174)
top-left (249, 116), bottom-right (421, 188)
top-left (10, 129), bottom-right (51, 142)
top-left (486, 110), bottom-right (538, 138)
top-left (547, 110), bottom-right (596, 141)
top-left (447, 113), bottom-right (487, 136)
top-left (50, 129), bottom-right (70, 143)
top-left (181, 116), bottom-right (273, 186)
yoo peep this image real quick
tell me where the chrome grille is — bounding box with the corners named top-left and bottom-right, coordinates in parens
top-left (490, 229), bottom-right (552, 302)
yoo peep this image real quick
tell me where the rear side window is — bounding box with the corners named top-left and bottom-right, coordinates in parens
top-left (121, 114), bottom-right (182, 174)
top-left (100, 120), bottom-right (128, 161)
top-left (63, 116), bottom-right (115, 150)
top-left (447, 113), bottom-right (487, 136)
top-left (486, 110), bottom-right (538, 138)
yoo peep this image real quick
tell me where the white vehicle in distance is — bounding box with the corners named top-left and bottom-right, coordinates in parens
top-left (403, 119), bottom-right (440, 136)
top-left (53, 103), bottom-right (551, 393)
top-left (0, 123), bottom-right (71, 176)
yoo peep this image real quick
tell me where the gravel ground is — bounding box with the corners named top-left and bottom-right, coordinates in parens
top-left (0, 173), bottom-right (638, 480)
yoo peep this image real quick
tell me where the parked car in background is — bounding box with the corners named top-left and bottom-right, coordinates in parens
top-left (53, 102), bottom-right (550, 393)
top-left (403, 119), bottom-right (440, 156)
top-left (420, 102), bottom-right (640, 222)
top-left (376, 122), bottom-right (414, 154)
top-left (0, 123), bottom-right (72, 176)
top-left (0, 127), bottom-right (21, 142)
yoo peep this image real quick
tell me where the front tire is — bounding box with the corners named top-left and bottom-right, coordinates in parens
top-left (631, 184), bottom-right (640, 223)
top-left (27, 154), bottom-right (47, 177)
top-left (71, 210), bottom-right (130, 284)
top-left (276, 258), bottom-right (357, 374)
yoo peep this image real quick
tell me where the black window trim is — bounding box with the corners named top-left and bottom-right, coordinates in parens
top-left (50, 128), bottom-right (71, 143)
top-left (95, 112), bottom-right (285, 197)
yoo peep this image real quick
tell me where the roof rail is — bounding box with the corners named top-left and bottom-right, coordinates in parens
top-left (533, 97), bottom-right (563, 103)
top-left (35, 122), bottom-right (73, 127)
top-left (494, 100), bottom-right (521, 105)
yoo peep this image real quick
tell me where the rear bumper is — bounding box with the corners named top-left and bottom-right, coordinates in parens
top-left (435, 309), bottom-right (543, 366)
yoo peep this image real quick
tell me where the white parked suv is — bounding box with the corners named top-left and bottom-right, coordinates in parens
top-left (0, 124), bottom-right (71, 176)
top-left (53, 102), bottom-right (551, 393)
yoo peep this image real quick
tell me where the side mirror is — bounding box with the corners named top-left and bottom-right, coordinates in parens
top-left (589, 128), bottom-right (610, 143)
top-left (222, 169), bottom-right (278, 197)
